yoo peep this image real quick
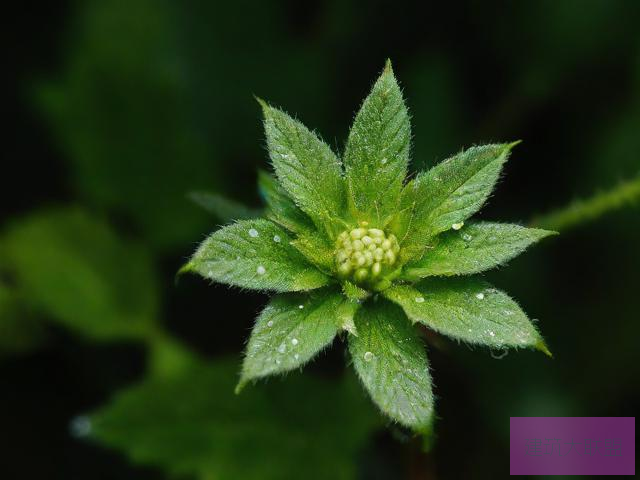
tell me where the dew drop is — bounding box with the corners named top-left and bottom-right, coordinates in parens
top-left (267, 320), bottom-right (274, 327)
top-left (248, 228), bottom-right (259, 238)
top-left (461, 233), bottom-right (473, 242)
top-left (277, 344), bottom-right (286, 354)
top-left (291, 338), bottom-right (299, 346)
top-left (381, 157), bottom-right (388, 165)
top-left (294, 353), bottom-right (300, 360)
top-left (69, 415), bottom-right (92, 438)
top-left (475, 292), bottom-right (485, 300)
top-left (363, 351), bottom-right (374, 362)
top-left (298, 304), bottom-right (304, 309)
top-left (414, 296), bottom-right (425, 303)
top-left (273, 235), bottom-right (281, 243)
top-left (488, 331), bottom-right (496, 337)
top-left (452, 222), bottom-right (464, 230)
top-left (256, 265), bottom-right (266, 275)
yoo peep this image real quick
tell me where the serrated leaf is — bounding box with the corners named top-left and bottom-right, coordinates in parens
top-left (403, 222), bottom-right (557, 279)
top-left (344, 61), bottom-right (410, 220)
top-left (342, 281), bottom-right (370, 302)
top-left (383, 278), bottom-right (549, 353)
top-left (187, 191), bottom-right (261, 222)
top-left (2, 208), bottom-right (157, 340)
top-left (349, 301), bottom-right (434, 432)
top-left (335, 298), bottom-right (360, 335)
top-left (186, 219), bottom-right (329, 292)
top-left (260, 101), bottom-right (345, 234)
top-left (290, 230), bottom-right (335, 272)
top-left (403, 143), bottom-right (516, 255)
top-left (88, 357), bottom-right (379, 480)
top-left (238, 290), bottom-right (343, 389)
top-left (258, 170), bottom-right (314, 234)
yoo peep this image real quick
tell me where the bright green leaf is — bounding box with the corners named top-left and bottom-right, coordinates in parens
top-left (344, 60), bottom-right (410, 221)
top-left (258, 170), bottom-right (314, 234)
top-left (335, 298), bottom-right (360, 335)
top-left (185, 219), bottom-right (330, 292)
top-left (290, 231), bottom-right (335, 272)
top-left (260, 100), bottom-right (345, 234)
top-left (342, 281), bottom-right (370, 303)
top-left (188, 191), bottom-right (261, 222)
top-left (2, 208), bottom-right (157, 340)
top-left (238, 290), bottom-right (343, 390)
top-left (88, 357), bottom-right (379, 480)
top-left (349, 301), bottom-right (434, 432)
top-left (403, 222), bottom-right (557, 279)
top-left (384, 278), bottom-right (549, 353)
top-left (403, 143), bottom-right (517, 254)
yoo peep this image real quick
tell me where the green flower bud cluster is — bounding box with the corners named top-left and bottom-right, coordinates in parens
top-left (335, 223), bottom-right (400, 285)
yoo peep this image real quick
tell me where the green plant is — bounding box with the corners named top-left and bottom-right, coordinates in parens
top-left (182, 61), bottom-right (556, 433)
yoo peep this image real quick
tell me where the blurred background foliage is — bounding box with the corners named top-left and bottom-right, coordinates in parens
top-left (2, 0), bottom-right (639, 478)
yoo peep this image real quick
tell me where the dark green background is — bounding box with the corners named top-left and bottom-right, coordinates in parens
top-left (2, 1), bottom-right (639, 479)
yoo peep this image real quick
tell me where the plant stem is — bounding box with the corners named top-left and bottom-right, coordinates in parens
top-left (530, 174), bottom-right (640, 231)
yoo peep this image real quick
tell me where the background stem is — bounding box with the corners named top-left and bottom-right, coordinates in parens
top-left (530, 174), bottom-right (640, 231)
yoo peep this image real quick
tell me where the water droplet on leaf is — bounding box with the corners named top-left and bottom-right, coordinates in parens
top-left (363, 351), bottom-right (374, 362)
top-left (249, 228), bottom-right (259, 238)
top-left (256, 265), bottom-right (266, 275)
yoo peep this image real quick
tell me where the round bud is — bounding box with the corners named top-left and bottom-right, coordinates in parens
top-left (335, 226), bottom-right (400, 286)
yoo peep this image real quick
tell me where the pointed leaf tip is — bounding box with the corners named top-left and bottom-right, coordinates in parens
top-left (384, 58), bottom-right (393, 73)
top-left (176, 262), bottom-right (193, 277)
top-left (254, 95), bottom-right (268, 111)
top-left (537, 340), bottom-right (553, 358)
top-left (234, 380), bottom-right (246, 395)
top-left (507, 139), bottom-right (523, 150)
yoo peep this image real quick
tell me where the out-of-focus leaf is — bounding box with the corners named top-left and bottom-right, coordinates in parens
top-left (344, 61), bottom-right (410, 221)
top-left (0, 284), bottom-right (46, 356)
top-left (403, 222), bottom-right (556, 279)
top-left (237, 290), bottom-right (343, 390)
top-left (37, 0), bottom-right (215, 250)
top-left (384, 278), bottom-right (549, 353)
top-left (87, 357), bottom-right (379, 480)
top-left (2, 208), bottom-right (157, 340)
top-left (184, 219), bottom-right (330, 292)
top-left (188, 191), bottom-right (261, 222)
top-left (349, 301), bottom-right (434, 432)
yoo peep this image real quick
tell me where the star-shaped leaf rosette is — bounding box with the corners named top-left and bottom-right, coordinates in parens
top-left (182, 60), bottom-right (556, 433)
